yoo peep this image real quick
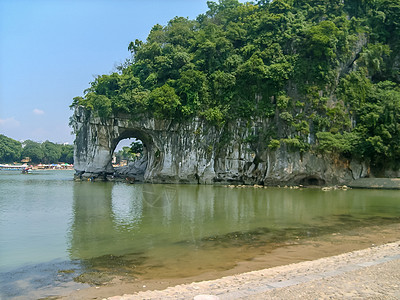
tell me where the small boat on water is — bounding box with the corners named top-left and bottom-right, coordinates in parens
top-left (0, 164), bottom-right (32, 173)
top-left (22, 168), bottom-right (33, 174)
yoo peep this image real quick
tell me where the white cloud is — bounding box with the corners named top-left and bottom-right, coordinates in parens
top-left (33, 108), bottom-right (45, 115)
top-left (0, 117), bottom-right (20, 128)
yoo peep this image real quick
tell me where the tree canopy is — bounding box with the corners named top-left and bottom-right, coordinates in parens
top-left (0, 135), bottom-right (74, 164)
top-left (72, 0), bottom-right (400, 171)
top-left (114, 140), bottom-right (143, 164)
top-left (0, 134), bottom-right (22, 163)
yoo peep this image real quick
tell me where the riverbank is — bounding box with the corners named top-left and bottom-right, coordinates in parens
top-left (349, 178), bottom-right (400, 189)
top-left (107, 240), bottom-right (400, 299)
top-left (63, 223), bottom-right (400, 299)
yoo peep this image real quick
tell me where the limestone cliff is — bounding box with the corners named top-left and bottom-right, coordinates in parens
top-left (72, 105), bottom-right (370, 185)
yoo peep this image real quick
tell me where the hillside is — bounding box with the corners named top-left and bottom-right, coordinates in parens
top-left (72, 0), bottom-right (400, 173)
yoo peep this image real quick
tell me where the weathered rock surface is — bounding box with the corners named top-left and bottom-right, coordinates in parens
top-left (71, 106), bottom-right (370, 185)
top-left (349, 178), bottom-right (400, 189)
top-left (114, 157), bottom-right (147, 182)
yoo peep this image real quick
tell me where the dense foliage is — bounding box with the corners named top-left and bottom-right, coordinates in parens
top-left (72, 0), bottom-right (400, 170)
top-left (115, 140), bottom-right (144, 164)
top-left (0, 134), bottom-right (22, 163)
top-left (0, 135), bottom-right (74, 164)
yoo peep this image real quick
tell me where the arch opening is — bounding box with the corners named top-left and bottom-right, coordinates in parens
top-left (111, 129), bottom-right (152, 183)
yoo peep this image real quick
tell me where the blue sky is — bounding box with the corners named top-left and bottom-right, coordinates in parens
top-left (0, 0), bottom-right (241, 145)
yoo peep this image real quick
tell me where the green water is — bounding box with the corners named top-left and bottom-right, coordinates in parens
top-left (1, 170), bottom-right (400, 298)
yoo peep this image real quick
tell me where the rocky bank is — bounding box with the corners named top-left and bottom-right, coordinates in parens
top-left (71, 106), bottom-right (372, 185)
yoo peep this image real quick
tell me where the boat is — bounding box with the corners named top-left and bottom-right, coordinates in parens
top-left (0, 164), bottom-right (31, 173)
top-left (22, 168), bottom-right (33, 174)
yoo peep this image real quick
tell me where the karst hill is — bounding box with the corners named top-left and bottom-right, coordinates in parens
top-left (71, 0), bottom-right (400, 185)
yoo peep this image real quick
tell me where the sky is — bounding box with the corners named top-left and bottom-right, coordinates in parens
top-left (0, 0), bottom-right (246, 145)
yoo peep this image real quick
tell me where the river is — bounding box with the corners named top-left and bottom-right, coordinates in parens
top-left (1, 170), bottom-right (399, 299)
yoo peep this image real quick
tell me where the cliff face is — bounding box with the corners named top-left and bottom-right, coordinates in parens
top-left (72, 105), bottom-right (370, 185)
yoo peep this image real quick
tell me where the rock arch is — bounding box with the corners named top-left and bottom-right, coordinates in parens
top-left (71, 106), bottom-right (222, 183)
top-left (72, 106), bottom-right (162, 181)
top-left (71, 106), bottom-right (364, 185)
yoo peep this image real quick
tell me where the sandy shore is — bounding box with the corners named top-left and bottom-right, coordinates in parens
top-left (61, 223), bottom-right (400, 300)
top-left (102, 240), bottom-right (400, 299)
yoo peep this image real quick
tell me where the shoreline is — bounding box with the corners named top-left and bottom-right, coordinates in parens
top-left (63, 223), bottom-right (400, 299)
top-left (106, 240), bottom-right (400, 299)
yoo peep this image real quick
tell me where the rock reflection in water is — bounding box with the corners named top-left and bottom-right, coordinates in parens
top-left (68, 184), bottom-right (400, 283)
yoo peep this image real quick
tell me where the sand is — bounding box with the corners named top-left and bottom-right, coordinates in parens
top-left (61, 223), bottom-right (400, 300)
top-left (105, 241), bottom-right (400, 299)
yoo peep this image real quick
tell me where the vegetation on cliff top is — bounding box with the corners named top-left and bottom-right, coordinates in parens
top-left (72, 0), bottom-right (400, 170)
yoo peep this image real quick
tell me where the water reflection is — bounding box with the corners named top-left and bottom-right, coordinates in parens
top-left (112, 184), bottom-right (143, 229)
top-left (69, 184), bottom-right (400, 265)
top-left (3, 171), bottom-right (400, 299)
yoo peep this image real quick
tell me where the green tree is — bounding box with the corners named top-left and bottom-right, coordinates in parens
top-left (0, 135), bottom-right (22, 163)
top-left (130, 140), bottom-right (143, 155)
top-left (60, 144), bottom-right (74, 164)
top-left (22, 140), bottom-right (44, 163)
top-left (176, 69), bottom-right (207, 116)
top-left (41, 141), bottom-right (62, 164)
top-left (149, 84), bottom-right (181, 119)
top-left (116, 146), bottom-right (135, 164)
top-left (316, 132), bottom-right (361, 157)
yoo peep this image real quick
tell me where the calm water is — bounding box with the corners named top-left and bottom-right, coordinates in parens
top-left (1, 170), bottom-right (400, 298)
